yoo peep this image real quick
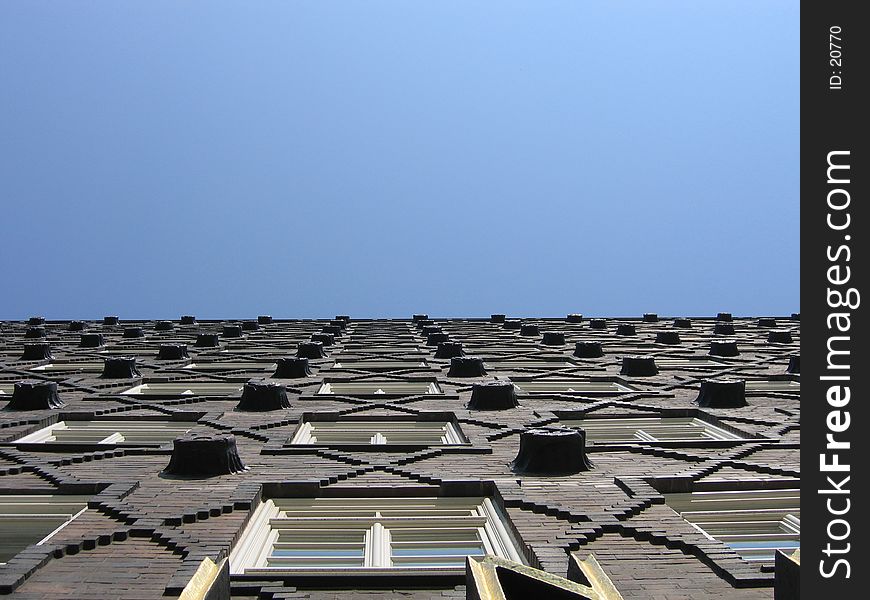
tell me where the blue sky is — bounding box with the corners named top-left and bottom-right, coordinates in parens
top-left (0, 1), bottom-right (799, 320)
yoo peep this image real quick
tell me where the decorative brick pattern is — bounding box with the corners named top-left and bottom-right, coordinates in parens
top-left (0, 315), bottom-right (799, 598)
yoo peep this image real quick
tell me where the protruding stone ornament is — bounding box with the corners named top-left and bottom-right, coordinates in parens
top-left (696, 379), bottom-right (747, 408)
top-left (542, 332), bottom-right (565, 345)
top-left (5, 380), bottom-right (65, 410)
top-left (511, 428), bottom-right (593, 474)
top-left (574, 341), bottom-right (603, 358)
top-left (101, 357), bottom-right (141, 379)
top-left (468, 380), bottom-right (518, 410)
top-left (236, 380), bottom-right (291, 411)
top-left (20, 343), bottom-right (52, 361)
top-left (164, 434), bottom-right (246, 476)
top-left (435, 341), bottom-right (465, 359)
top-left (709, 340), bottom-right (740, 357)
top-left (620, 355), bottom-right (658, 376)
top-left (195, 333), bottom-right (220, 348)
top-left (273, 357), bottom-right (311, 378)
top-left (655, 331), bottom-right (681, 345)
top-left (297, 341), bottom-right (325, 359)
top-left (447, 356), bottom-right (487, 377)
top-left (157, 344), bottom-right (189, 361)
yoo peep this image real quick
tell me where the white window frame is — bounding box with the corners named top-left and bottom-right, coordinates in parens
top-left (121, 382), bottom-right (244, 396)
top-left (317, 381), bottom-right (442, 396)
top-left (230, 497), bottom-right (523, 575)
top-left (0, 495), bottom-right (90, 565)
top-left (665, 488), bottom-right (800, 562)
top-left (560, 417), bottom-right (742, 443)
top-left (290, 421), bottom-right (466, 446)
top-left (15, 420), bottom-right (197, 445)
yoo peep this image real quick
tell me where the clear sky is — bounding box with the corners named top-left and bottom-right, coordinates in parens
top-left (0, 1), bottom-right (799, 320)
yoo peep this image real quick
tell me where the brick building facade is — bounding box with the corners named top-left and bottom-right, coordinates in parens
top-left (0, 314), bottom-right (800, 599)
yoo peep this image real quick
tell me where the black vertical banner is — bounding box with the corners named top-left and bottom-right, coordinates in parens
top-left (802, 1), bottom-right (868, 597)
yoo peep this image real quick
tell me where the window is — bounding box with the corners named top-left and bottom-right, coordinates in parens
top-left (329, 359), bottom-right (431, 372)
top-left (183, 362), bottom-right (274, 373)
top-left (484, 359), bottom-right (578, 371)
top-left (316, 381), bottom-right (442, 396)
top-left (560, 417), bottom-right (743, 443)
top-left (513, 380), bottom-right (634, 395)
top-left (15, 420), bottom-right (197, 445)
top-left (29, 362), bottom-right (104, 373)
top-left (745, 381), bottom-right (800, 393)
top-left (664, 488), bottom-right (799, 562)
top-left (230, 496), bottom-right (523, 575)
top-left (121, 382), bottom-right (244, 397)
top-left (290, 420), bottom-right (465, 446)
top-left (0, 495), bottom-right (90, 564)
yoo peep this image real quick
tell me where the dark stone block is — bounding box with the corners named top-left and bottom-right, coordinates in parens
top-left (768, 330), bottom-right (794, 344)
top-left (448, 356), bottom-right (487, 377)
top-left (311, 332), bottom-right (335, 346)
top-left (713, 323), bottom-right (735, 335)
top-left (468, 380), bottom-right (518, 410)
top-left (241, 321), bottom-right (260, 331)
top-left (164, 434), bottom-right (245, 476)
top-left (412, 314), bottom-right (429, 323)
top-left (519, 324), bottom-right (540, 336)
top-left (421, 325), bottom-right (442, 336)
top-left (181, 315), bottom-right (197, 325)
top-left (615, 324), bottom-right (636, 336)
top-left (427, 332), bottom-right (450, 346)
top-left (757, 318), bottom-right (777, 327)
top-left (503, 320), bottom-right (522, 330)
top-left (566, 314), bottom-right (583, 323)
top-left (101, 357), bottom-right (141, 379)
top-left (157, 344), bottom-right (189, 361)
top-left (335, 315), bottom-right (351, 322)
top-left (791, 312), bottom-right (800, 321)
top-left (68, 321), bottom-right (85, 332)
top-left (709, 340), bottom-right (740, 357)
top-left (257, 315), bottom-right (273, 324)
top-left (435, 341), bottom-right (465, 359)
top-left (672, 318), bottom-right (692, 328)
top-left (123, 327), bottom-right (144, 339)
top-left (415, 319), bottom-right (435, 330)
top-left (222, 324), bottom-right (243, 338)
top-left (696, 379), bottom-right (747, 408)
top-left (80, 333), bottom-right (105, 348)
top-left (511, 428), bottom-right (592, 474)
top-left (5, 380), bottom-right (65, 410)
top-left (655, 331), bottom-right (681, 345)
top-left (321, 325), bottom-right (342, 336)
top-left (195, 333), bottom-right (220, 348)
top-left (643, 313), bottom-right (659, 322)
top-left (297, 341), bottom-right (325, 359)
top-left (28, 316), bottom-right (46, 326)
top-left (329, 319), bottom-right (347, 330)
top-left (491, 314), bottom-right (506, 323)
top-left (787, 355), bottom-right (800, 374)
top-left (21, 343), bottom-right (52, 361)
top-left (717, 312), bottom-right (733, 322)
top-left (589, 319), bottom-right (606, 330)
top-left (154, 321), bottom-right (174, 331)
top-left (574, 341), bottom-right (603, 358)
top-left (620, 355), bottom-right (658, 376)
top-left (24, 326), bottom-right (46, 339)
top-left (236, 380), bottom-right (291, 411)
top-left (273, 357), bottom-right (311, 378)
top-left (542, 331), bottom-right (565, 345)
top-left (103, 316), bottom-right (119, 326)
